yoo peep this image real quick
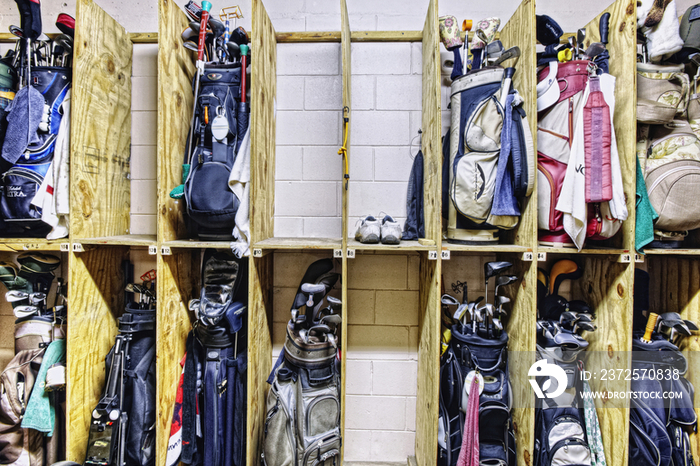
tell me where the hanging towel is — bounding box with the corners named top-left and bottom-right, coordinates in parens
top-left (457, 375), bottom-right (480, 466)
top-left (1, 85), bottom-right (44, 164)
top-left (635, 157), bottom-right (658, 252)
top-left (20, 339), bottom-right (65, 435)
top-left (557, 73), bottom-right (628, 249)
top-left (492, 93), bottom-right (520, 217)
top-left (640, 0), bottom-right (684, 62)
top-left (229, 127), bottom-right (250, 258)
top-left (582, 374), bottom-right (607, 466)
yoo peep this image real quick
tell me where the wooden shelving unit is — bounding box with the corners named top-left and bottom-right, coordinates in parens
top-left (2, 0), bottom-right (697, 464)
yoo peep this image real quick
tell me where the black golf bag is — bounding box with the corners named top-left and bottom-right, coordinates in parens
top-left (84, 303), bottom-right (156, 466)
top-left (184, 64), bottom-right (248, 240)
top-left (262, 259), bottom-right (342, 466)
top-left (0, 66), bottom-right (71, 236)
top-left (441, 326), bottom-right (516, 466)
top-left (178, 250), bottom-right (248, 466)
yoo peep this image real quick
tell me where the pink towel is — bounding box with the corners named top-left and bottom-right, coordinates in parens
top-left (457, 375), bottom-right (480, 466)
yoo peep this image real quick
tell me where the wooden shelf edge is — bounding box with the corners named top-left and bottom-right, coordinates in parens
top-left (76, 235), bottom-right (157, 247)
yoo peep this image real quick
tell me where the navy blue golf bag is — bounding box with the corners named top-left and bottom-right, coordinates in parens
top-left (0, 66), bottom-right (70, 236)
top-left (184, 64), bottom-right (248, 240)
top-left (180, 250), bottom-right (248, 466)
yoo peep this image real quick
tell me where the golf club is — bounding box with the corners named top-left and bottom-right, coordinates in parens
top-left (577, 28), bottom-right (586, 59)
top-left (484, 261), bottom-right (512, 304)
top-left (494, 274), bottom-right (517, 298)
top-left (5, 290), bottom-right (28, 302)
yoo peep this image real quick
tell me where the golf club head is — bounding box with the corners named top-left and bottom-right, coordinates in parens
top-left (5, 290), bottom-right (28, 302)
top-left (441, 294), bottom-right (460, 306)
top-left (495, 295), bottom-right (510, 307)
top-left (309, 324), bottom-right (332, 336)
top-left (575, 313), bottom-right (593, 323)
top-left (189, 21), bottom-right (200, 34)
top-left (684, 320), bottom-right (699, 331)
top-left (9, 26), bottom-right (23, 38)
top-left (299, 328), bottom-right (308, 343)
top-left (484, 261), bottom-right (513, 282)
top-left (567, 300), bottom-right (592, 315)
top-left (320, 314), bottom-right (342, 328)
top-left (226, 41), bottom-right (240, 60)
top-left (496, 274), bottom-right (518, 289)
top-left (454, 303), bottom-right (468, 322)
top-left (493, 318), bottom-right (503, 331)
top-left (475, 30), bottom-right (489, 46)
top-left (184, 41), bottom-right (199, 52)
top-left (29, 292), bottom-right (46, 305)
top-left (559, 311), bottom-right (577, 324)
top-left (209, 17), bottom-right (225, 38)
top-left (575, 322), bottom-right (597, 334)
top-left (549, 259), bottom-right (581, 295)
top-left (577, 28), bottom-right (586, 54)
top-left (584, 42), bottom-right (606, 60)
top-left (55, 34), bottom-right (73, 46)
top-left (493, 46), bottom-right (521, 67)
top-left (230, 26), bottom-right (249, 46)
top-left (13, 305), bottom-right (39, 318)
top-left (182, 27), bottom-right (197, 42)
top-left (188, 299), bottom-right (200, 311)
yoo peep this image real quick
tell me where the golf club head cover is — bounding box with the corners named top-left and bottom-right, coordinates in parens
top-left (290, 259), bottom-right (335, 312)
top-left (484, 261), bottom-right (512, 281)
top-left (536, 15), bottom-right (563, 47)
top-left (15, 0), bottom-right (42, 40)
top-left (198, 249), bottom-right (248, 324)
top-left (439, 15), bottom-right (464, 50)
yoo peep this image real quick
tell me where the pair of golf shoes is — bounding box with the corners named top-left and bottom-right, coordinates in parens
top-left (355, 214), bottom-right (402, 245)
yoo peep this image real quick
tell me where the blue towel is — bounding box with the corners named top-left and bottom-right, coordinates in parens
top-left (21, 339), bottom-right (65, 435)
top-left (2, 85), bottom-right (44, 164)
top-left (491, 93), bottom-right (520, 216)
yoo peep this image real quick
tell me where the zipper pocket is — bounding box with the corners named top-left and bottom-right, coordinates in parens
top-left (3, 167), bottom-right (44, 186)
top-left (539, 127), bottom-right (569, 142)
top-left (630, 421), bottom-right (662, 466)
top-left (548, 437), bottom-right (590, 466)
top-left (537, 161), bottom-right (557, 231)
top-left (464, 95), bottom-right (504, 153)
top-left (647, 132), bottom-right (699, 157)
top-left (647, 164), bottom-right (700, 195)
top-left (301, 432), bottom-right (340, 466)
top-left (305, 395), bottom-right (340, 436)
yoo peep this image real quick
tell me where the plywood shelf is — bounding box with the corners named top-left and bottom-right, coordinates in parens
top-left (347, 239), bottom-right (435, 252)
top-left (643, 249), bottom-right (700, 256)
top-left (253, 237), bottom-right (343, 250)
top-left (444, 243), bottom-right (532, 254)
top-left (77, 234), bottom-right (157, 247)
top-left (162, 239), bottom-right (234, 249)
top-left (0, 238), bottom-right (65, 251)
top-left (539, 247), bottom-right (630, 255)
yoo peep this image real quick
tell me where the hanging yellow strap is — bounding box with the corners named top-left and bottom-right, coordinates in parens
top-left (338, 106), bottom-right (350, 190)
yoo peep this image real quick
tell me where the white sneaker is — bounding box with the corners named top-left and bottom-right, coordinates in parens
top-left (380, 215), bottom-right (402, 244)
top-left (355, 216), bottom-right (381, 244)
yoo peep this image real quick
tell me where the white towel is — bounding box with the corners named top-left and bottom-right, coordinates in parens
top-left (30, 91), bottom-right (70, 240)
top-left (640, 0), bottom-right (684, 62)
top-left (556, 73), bottom-right (628, 250)
top-left (229, 127), bottom-right (250, 258)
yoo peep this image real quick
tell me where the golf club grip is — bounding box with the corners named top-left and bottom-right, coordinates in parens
top-left (600, 13), bottom-right (610, 45)
top-left (241, 54), bottom-right (247, 103)
top-left (197, 11), bottom-right (209, 61)
top-left (643, 312), bottom-right (659, 342)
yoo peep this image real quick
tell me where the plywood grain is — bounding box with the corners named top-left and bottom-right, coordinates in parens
top-left (421, 0), bottom-right (441, 246)
top-left (156, 251), bottom-right (198, 466)
top-left (571, 257), bottom-right (632, 466)
top-left (250, 0), bottom-right (277, 244)
top-left (70, 0), bottom-right (131, 240)
top-left (416, 253), bottom-right (440, 466)
top-left (247, 253), bottom-right (274, 465)
top-left (67, 247), bottom-right (128, 461)
top-left (503, 256), bottom-right (537, 466)
top-left (584, 0), bottom-right (637, 252)
top-left (499, 0), bottom-right (537, 248)
top-left (157, 0), bottom-right (195, 242)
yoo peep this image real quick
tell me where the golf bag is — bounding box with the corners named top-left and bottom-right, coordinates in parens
top-left (629, 336), bottom-right (696, 466)
top-left (438, 323), bottom-right (516, 466)
top-left (176, 250), bottom-right (248, 466)
top-left (536, 60), bottom-right (623, 247)
top-left (0, 66), bottom-right (71, 237)
top-left (262, 259), bottom-right (342, 466)
top-left (446, 66), bottom-right (535, 244)
top-left (84, 303), bottom-right (156, 466)
top-left (184, 64), bottom-right (247, 240)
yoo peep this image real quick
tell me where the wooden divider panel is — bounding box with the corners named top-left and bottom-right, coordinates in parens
top-left (416, 254), bottom-right (440, 466)
top-left (502, 256), bottom-right (537, 466)
top-left (421, 0), bottom-right (441, 246)
top-left (157, 0), bottom-right (196, 242)
top-left (70, 0), bottom-right (132, 240)
top-left (67, 247), bottom-right (129, 461)
top-left (250, 0), bottom-right (277, 244)
top-left (647, 258), bottom-right (700, 461)
top-left (499, 0), bottom-right (537, 248)
top-left (571, 257), bottom-right (632, 466)
top-left (583, 0), bottom-right (637, 251)
top-left (340, 0), bottom-right (351, 454)
top-left (156, 251), bottom-right (198, 466)
top-left (247, 254), bottom-right (274, 464)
